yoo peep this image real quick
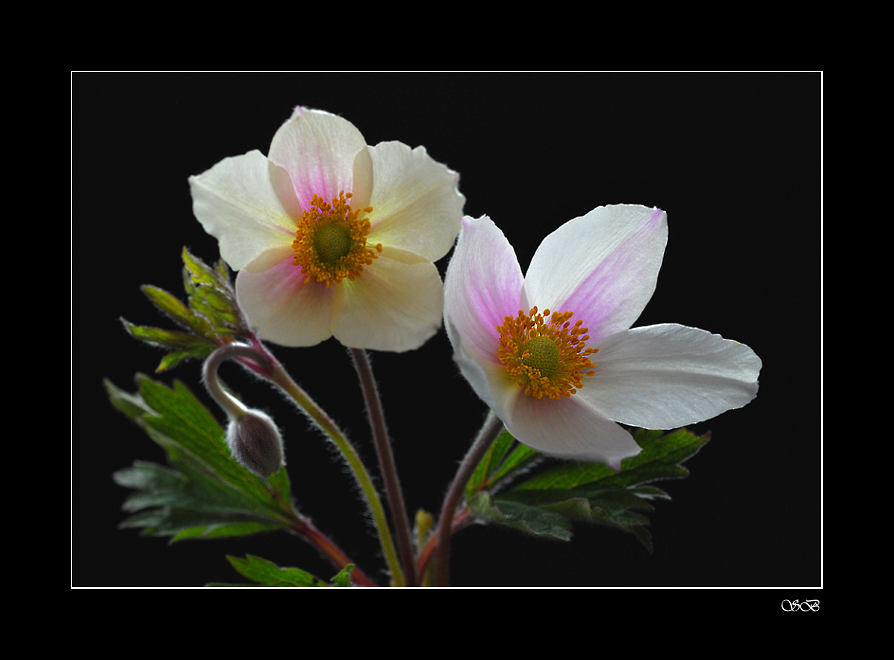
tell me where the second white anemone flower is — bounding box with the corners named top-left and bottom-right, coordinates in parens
top-left (444, 207), bottom-right (762, 470)
top-left (189, 107), bottom-right (464, 352)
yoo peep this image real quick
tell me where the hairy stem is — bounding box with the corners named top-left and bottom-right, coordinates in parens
top-left (266, 356), bottom-right (406, 587)
top-left (350, 348), bottom-right (418, 586)
top-left (204, 343), bottom-right (386, 586)
top-left (288, 515), bottom-right (377, 587)
top-left (433, 413), bottom-right (504, 587)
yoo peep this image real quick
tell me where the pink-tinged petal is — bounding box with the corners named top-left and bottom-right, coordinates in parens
top-left (235, 256), bottom-right (336, 347)
top-left (268, 107), bottom-right (372, 210)
top-left (366, 142), bottom-right (465, 262)
top-left (330, 257), bottom-right (445, 352)
top-left (505, 395), bottom-right (641, 471)
top-left (443, 215), bottom-right (525, 364)
top-left (189, 150), bottom-right (296, 271)
top-left (524, 205), bottom-right (668, 342)
top-left (579, 323), bottom-right (762, 429)
top-left (447, 320), bottom-right (522, 416)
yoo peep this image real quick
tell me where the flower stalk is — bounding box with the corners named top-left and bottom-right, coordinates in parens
top-left (202, 343), bottom-right (285, 478)
top-left (350, 348), bottom-right (418, 586)
top-left (203, 343), bottom-right (380, 584)
top-left (202, 343), bottom-right (258, 421)
top-left (286, 514), bottom-right (377, 587)
top-left (265, 354), bottom-right (407, 586)
top-left (433, 412), bottom-right (505, 587)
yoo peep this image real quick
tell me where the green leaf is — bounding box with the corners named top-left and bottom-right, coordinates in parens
top-left (215, 555), bottom-right (354, 587)
top-left (516, 428), bottom-right (710, 492)
top-left (106, 376), bottom-right (296, 542)
top-left (465, 427), bottom-right (539, 499)
top-left (181, 248), bottom-right (243, 336)
top-left (123, 248), bottom-right (251, 371)
top-left (155, 348), bottom-right (211, 373)
top-left (489, 442), bottom-right (539, 487)
top-left (465, 427), bottom-right (514, 498)
top-left (120, 321), bottom-right (204, 349)
top-left (497, 485), bottom-right (657, 550)
top-left (120, 320), bottom-right (219, 372)
top-left (467, 491), bottom-right (572, 541)
top-left (467, 427), bottom-right (710, 551)
top-left (329, 564), bottom-right (355, 587)
top-left (140, 284), bottom-right (194, 331)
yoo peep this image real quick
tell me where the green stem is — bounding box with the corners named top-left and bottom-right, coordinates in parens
top-left (433, 413), bottom-right (504, 587)
top-left (204, 343), bottom-right (382, 586)
top-left (349, 348), bottom-right (418, 587)
top-left (201, 343), bottom-right (252, 420)
top-left (266, 359), bottom-right (406, 587)
top-left (416, 506), bottom-right (471, 580)
top-left (288, 514), bottom-right (377, 587)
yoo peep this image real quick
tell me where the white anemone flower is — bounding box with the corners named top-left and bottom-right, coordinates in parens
top-left (189, 107), bottom-right (464, 352)
top-left (444, 207), bottom-right (762, 470)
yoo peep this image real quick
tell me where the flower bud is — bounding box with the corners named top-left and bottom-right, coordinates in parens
top-left (225, 409), bottom-right (285, 478)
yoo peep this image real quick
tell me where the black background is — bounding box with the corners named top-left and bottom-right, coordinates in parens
top-left (73, 72), bottom-right (821, 593)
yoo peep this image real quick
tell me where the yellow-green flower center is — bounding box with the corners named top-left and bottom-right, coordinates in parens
top-left (521, 336), bottom-right (562, 379)
top-left (497, 306), bottom-right (597, 400)
top-left (291, 190), bottom-right (383, 287)
top-left (312, 222), bottom-right (354, 265)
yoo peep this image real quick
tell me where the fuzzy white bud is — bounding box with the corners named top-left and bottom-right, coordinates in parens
top-left (226, 409), bottom-right (285, 478)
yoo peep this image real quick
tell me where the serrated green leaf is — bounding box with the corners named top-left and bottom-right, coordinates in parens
top-left (514, 428), bottom-right (710, 492)
top-left (468, 428), bottom-right (710, 551)
top-left (496, 486), bottom-right (656, 550)
top-left (172, 521), bottom-right (285, 542)
top-left (106, 380), bottom-right (154, 419)
top-left (120, 321), bottom-right (210, 350)
top-left (629, 485), bottom-right (671, 501)
top-left (120, 320), bottom-right (218, 372)
top-left (468, 491), bottom-right (572, 540)
top-left (465, 427), bottom-right (540, 500)
top-left (181, 250), bottom-right (240, 326)
top-left (499, 485), bottom-right (651, 512)
top-left (512, 459), bottom-right (614, 492)
top-left (106, 376), bottom-right (296, 542)
top-left (181, 247), bottom-right (220, 288)
top-left (329, 564), bottom-right (355, 587)
top-left (488, 442), bottom-right (539, 486)
top-left (222, 554), bottom-right (350, 587)
top-left (123, 248), bottom-right (250, 370)
top-left (465, 427), bottom-right (515, 498)
top-left (156, 347), bottom-right (216, 373)
top-left (140, 284), bottom-right (194, 331)
top-left (114, 461), bottom-right (190, 511)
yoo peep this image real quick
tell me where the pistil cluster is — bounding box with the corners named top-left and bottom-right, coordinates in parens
top-left (496, 306), bottom-right (597, 400)
top-left (291, 190), bottom-right (383, 287)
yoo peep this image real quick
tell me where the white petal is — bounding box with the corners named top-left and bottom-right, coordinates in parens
top-left (580, 323), bottom-right (762, 429)
top-left (268, 159), bottom-right (306, 221)
top-left (443, 215), bottom-right (525, 364)
top-left (267, 107), bottom-right (372, 210)
top-left (330, 257), bottom-right (445, 352)
top-left (189, 150), bottom-right (296, 271)
top-left (366, 142), bottom-right (464, 262)
top-left (240, 244), bottom-right (294, 274)
top-left (447, 318), bottom-right (519, 413)
top-left (524, 205), bottom-right (667, 342)
top-left (505, 394), bottom-right (641, 471)
top-left (235, 256), bottom-right (336, 347)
